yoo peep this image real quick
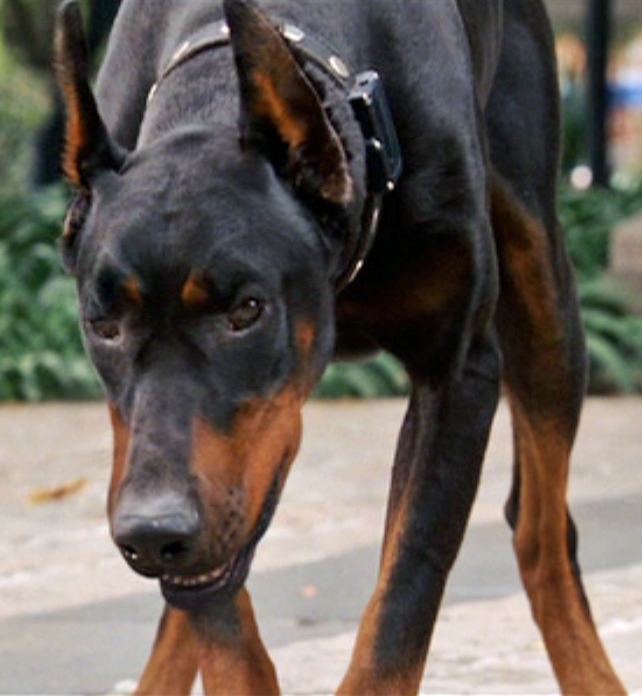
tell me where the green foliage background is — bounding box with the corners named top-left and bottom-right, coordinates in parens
top-left (0, 188), bottom-right (100, 400)
top-left (0, 19), bottom-right (49, 195)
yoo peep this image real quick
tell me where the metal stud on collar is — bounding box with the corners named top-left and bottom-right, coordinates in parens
top-left (329, 55), bottom-right (350, 80)
top-left (282, 23), bottom-right (305, 43)
top-left (171, 40), bottom-right (192, 65)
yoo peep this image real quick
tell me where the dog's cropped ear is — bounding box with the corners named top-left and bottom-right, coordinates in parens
top-left (55, 0), bottom-right (125, 191)
top-left (224, 0), bottom-right (353, 208)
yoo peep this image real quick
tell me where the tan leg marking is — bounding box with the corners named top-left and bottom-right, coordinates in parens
top-left (135, 607), bottom-right (198, 696)
top-left (493, 176), bottom-right (626, 694)
top-left (510, 403), bottom-right (626, 695)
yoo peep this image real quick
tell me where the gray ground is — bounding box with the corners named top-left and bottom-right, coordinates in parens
top-left (1, 398), bottom-right (641, 695)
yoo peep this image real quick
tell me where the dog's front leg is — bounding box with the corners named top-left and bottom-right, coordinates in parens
top-left (338, 340), bottom-right (500, 695)
top-left (193, 588), bottom-right (280, 696)
top-left (135, 605), bottom-right (198, 696)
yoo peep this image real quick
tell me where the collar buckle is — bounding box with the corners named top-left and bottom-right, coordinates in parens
top-left (349, 71), bottom-right (403, 195)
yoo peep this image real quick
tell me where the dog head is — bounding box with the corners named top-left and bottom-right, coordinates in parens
top-left (56, 0), bottom-right (361, 609)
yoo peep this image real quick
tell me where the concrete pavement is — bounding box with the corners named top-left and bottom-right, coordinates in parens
top-left (0, 398), bottom-right (641, 695)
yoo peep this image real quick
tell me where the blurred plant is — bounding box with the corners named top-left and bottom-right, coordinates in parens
top-left (0, 187), bottom-right (100, 400)
top-left (0, 0), bottom-right (122, 189)
top-left (559, 181), bottom-right (642, 280)
top-left (580, 278), bottom-right (642, 393)
top-left (0, 32), bottom-right (48, 196)
top-left (316, 353), bottom-right (409, 400)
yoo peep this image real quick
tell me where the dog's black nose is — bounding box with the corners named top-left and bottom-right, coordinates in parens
top-left (112, 494), bottom-right (201, 575)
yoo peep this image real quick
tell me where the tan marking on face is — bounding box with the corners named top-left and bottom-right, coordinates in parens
top-left (294, 320), bottom-right (319, 391)
top-left (124, 275), bottom-right (143, 306)
top-left (192, 386), bottom-right (304, 536)
top-left (181, 273), bottom-right (212, 309)
top-left (296, 321), bottom-right (316, 357)
top-left (108, 406), bottom-right (132, 517)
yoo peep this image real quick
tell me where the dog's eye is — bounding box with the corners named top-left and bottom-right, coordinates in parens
top-left (89, 319), bottom-right (121, 342)
top-left (228, 298), bottom-right (264, 332)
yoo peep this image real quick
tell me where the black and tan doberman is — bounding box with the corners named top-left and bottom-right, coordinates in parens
top-left (55, 0), bottom-right (626, 693)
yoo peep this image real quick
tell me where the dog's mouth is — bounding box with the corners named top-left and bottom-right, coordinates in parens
top-left (162, 564), bottom-right (231, 590)
top-left (160, 543), bottom-right (255, 610)
top-left (159, 467), bottom-right (286, 610)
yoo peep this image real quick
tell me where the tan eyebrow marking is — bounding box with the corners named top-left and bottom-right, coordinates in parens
top-left (181, 272), bottom-right (212, 309)
top-left (123, 275), bottom-right (143, 305)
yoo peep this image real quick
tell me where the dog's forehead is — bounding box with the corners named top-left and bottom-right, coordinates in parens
top-left (84, 130), bottom-right (322, 296)
top-left (116, 128), bottom-right (274, 220)
top-left (95, 135), bottom-right (290, 248)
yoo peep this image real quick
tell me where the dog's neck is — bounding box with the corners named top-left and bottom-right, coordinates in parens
top-left (137, 48), bottom-right (240, 147)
